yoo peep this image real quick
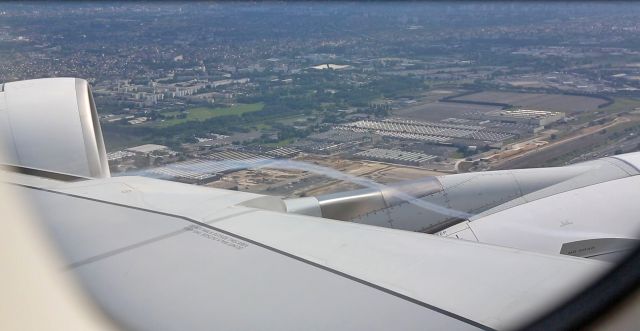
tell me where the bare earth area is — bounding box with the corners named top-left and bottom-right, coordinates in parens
top-left (393, 101), bottom-right (502, 121)
top-left (453, 91), bottom-right (609, 113)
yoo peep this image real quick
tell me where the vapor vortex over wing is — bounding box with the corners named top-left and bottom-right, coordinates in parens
top-left (130, 157), bottom-right (473, 220)
top-left (128, 153), bottom-right (640, 239)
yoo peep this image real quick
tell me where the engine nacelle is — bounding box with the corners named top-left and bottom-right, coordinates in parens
top-left (0, 78), bottom-right (109, 178)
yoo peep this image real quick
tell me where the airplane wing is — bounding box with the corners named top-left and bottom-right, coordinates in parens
top-left (1, 78), bottom-right (637, 330)
top-left (1, 171), bottom-right (609, 331)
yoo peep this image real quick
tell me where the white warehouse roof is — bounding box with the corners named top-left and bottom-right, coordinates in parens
top-left (126, 144), bottom-right (169, 154)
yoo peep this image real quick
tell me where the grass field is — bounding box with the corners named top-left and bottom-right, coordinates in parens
top-left (154, 103), bottom-right (264, 127)
top-left (261, 138), bottom-right (295, 147)
top-left (254, 123), bottom-right (272, 131)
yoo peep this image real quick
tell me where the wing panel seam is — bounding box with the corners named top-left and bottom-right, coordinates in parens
top-left (10, 182), bottom-right (494, 331)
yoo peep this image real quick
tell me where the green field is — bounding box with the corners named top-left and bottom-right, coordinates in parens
top-left (254, 123), bottom-right (272, 130)
top-left (154, 103), bottom-right (264, 127)
top-left (261, 138), bottom-right (294, 147)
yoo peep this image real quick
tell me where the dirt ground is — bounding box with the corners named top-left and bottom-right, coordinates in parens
top-left (453, 91), bottom-right (608, 113)
top-left (393, 100), bottom-right (501, 121)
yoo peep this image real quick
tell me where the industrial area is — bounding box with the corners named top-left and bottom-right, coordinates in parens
top-left (106, 86), bottom-right (640, 198)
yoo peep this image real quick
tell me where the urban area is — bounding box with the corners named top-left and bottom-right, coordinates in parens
top-left (2, 3), bottom-right (640, 196)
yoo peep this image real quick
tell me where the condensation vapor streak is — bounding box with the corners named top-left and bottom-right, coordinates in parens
top-left (123, 158), bottom-right (472, 219)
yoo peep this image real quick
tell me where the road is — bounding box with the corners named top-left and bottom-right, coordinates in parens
top-left (491, 116), bottom-right (633, 170)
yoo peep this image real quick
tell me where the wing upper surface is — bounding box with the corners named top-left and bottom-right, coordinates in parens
top-left (4, 172), bottom-right (609, 330)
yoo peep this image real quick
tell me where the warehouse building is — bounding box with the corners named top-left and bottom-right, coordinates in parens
top-left (126, 144), bottom-right (169, 156)
top-left (483, 109), bottom-right (565, 126)
top-left (354, 148), bottom-right (437, 166)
